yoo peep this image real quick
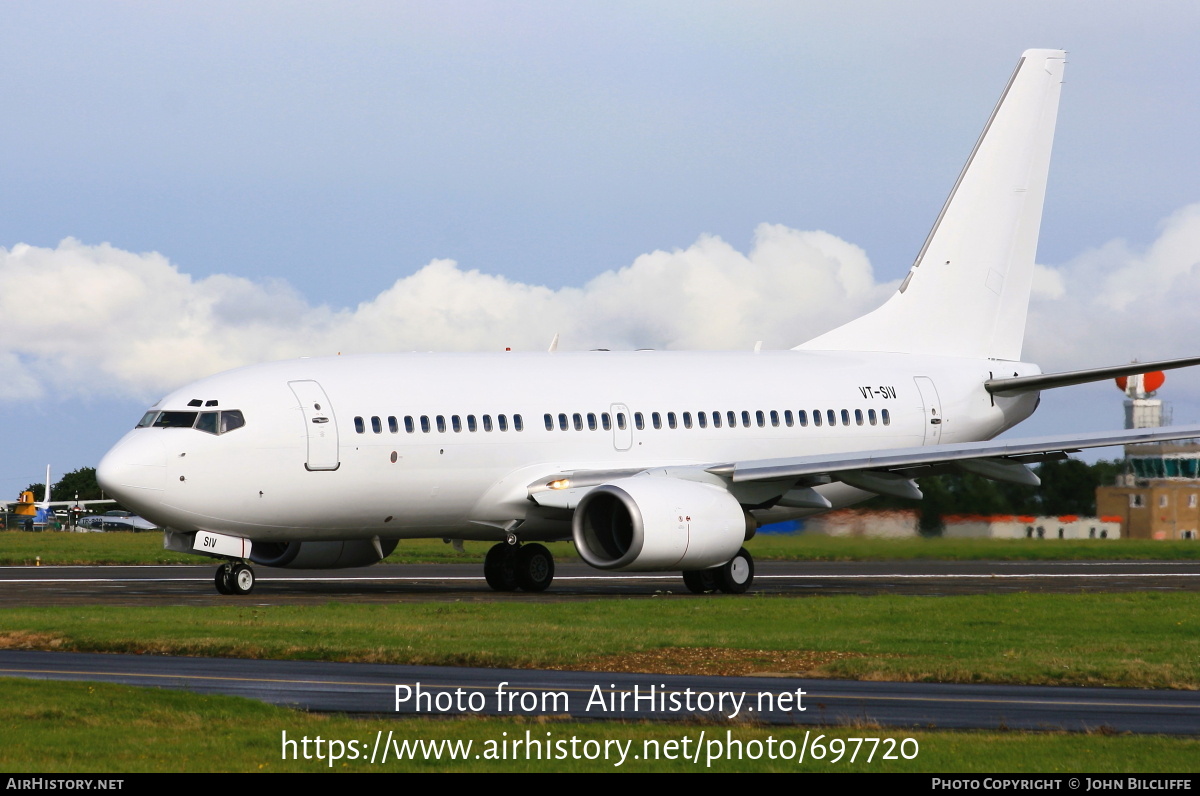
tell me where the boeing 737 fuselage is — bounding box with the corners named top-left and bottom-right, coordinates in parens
top-left (96, 50), bottom-right (1200, 596)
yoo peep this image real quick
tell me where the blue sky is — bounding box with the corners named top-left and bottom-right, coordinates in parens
top-left (2, 2), bottom-right (1199, 496)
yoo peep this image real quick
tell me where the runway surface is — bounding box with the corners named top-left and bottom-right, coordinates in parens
top-left (3, 649), bottom-right (1198, 734)
top-left (3, 560), bottom-right (1200, 605)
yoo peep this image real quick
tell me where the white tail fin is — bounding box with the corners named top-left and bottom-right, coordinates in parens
top-left (799, 49), bottom-right (1065, 361)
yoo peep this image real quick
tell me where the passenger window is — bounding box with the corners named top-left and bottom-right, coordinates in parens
top-left (742, 410), bottom-right (751, 427)
top-left (388, 416), bottom-right (398, 433)
top-left (483, 415), bottom-right (493, 432)
top-left (827, 410), bottom-right (837, 426)
top-left (868, 409), bottom-right (877, 426)
top-left (405, 416), bottom-right (415, 433)
top-left (602, 413), bottom-right (612, 431)
top-left (667, 412), bottom-right (677, 429)
top-left (798, 410), bottom-right (808, 427)
top-left (756, 410), bottom-right (765, 428)
top-left (545, 414), bottom-right (554, 431)
top-left (421, 416), bottom-right (431, 433)
top-left (468, 415), bottom-right (478, 432)
top-left (196, 412), bottom-right (219, 435)
top-left (372, 416), bottom-right (382, 434)
top-left (436, 416), bottom-right (446, 433)
top-left (727, 411), bottom-right (736, 428)
top-left (652, 412), bottom-right (662, 430)
top-left (784, 410), bottom-right (794, 427)
top-left (855, 409), bottom-right (864, 426)
top-left (635, 412), bottom-right (645, 430)
top-left (587, 413), bottom-right (597, 431)
top-left (617, 413), bottom-right (626, 430)
top-left (220, 410), bottom-right (245, 433)
top-left (498, 415), bottom-right (509, 432)
top-left (513, 414), bottom-right (523, 431)
top-left (682, 412), bottom-right (692, 429)
top-left (697, 412), bottom-right (707, 429)
top-left (813, 411), bottom-right (822, 427)
top-left (712, 411), bottom-right (722, 428)
top-left (558, 413), bottom-right (568, 431)
top-left (770, 410), bottom-right (779, 427)
top-left (573, 413), bottom-right (583, 431)
top-left (354, 416), bottom-right (365, 434)
top-left (452, 415), bottom-right (462, 433)
top-left (881, 409), bottom-right (891, 426)
top-left (841, 409), bottom-right (850, 426)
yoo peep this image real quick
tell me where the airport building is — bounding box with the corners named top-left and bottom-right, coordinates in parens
top-left (799, 509), bottom-right (1120, 539)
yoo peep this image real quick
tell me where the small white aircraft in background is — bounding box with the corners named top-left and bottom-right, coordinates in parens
top-left (3, 465), bottom-right (115, 528)
top-left (98, 50), bottom-right (1200, 596)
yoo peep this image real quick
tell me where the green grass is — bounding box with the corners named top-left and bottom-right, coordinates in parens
top-left (4, 593), bottom-right (1198, 689)
top-left (747, 534), bottom-right (1200, 561)
top-left (0, 531), bottom-right (488, 565)
top-left (3, 529), bottom-right (1199, 566)
top-left (2, 679), bottom-right (1196, 772)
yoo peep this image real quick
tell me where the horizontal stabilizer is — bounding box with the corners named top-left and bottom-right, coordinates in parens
top-left (986, 355), bottom-right (1200, 396)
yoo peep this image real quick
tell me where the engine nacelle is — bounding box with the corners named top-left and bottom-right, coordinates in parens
top-left (572, 477), bottom-right (749, 571)
top-left (249, 538), bottom-right (398, 569)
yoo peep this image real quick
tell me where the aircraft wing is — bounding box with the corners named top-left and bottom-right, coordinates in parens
top-left (716, 425), bottom-right (1200, 483)
top-left (529, 425), bottom-right (1200, 506)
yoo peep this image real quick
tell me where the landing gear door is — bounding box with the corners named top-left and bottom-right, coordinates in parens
top-left (913, 376), bottom-right (943, 446)
top-left (611, 403), bottom-right (633, 451)
top-left (289, 380), bottom-right (340, 471)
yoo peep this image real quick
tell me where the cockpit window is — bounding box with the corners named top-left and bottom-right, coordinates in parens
top-left (140, 408), bottom-right (247, 434)
top-left (195, 412), bottom-right (219, 435)
top-left (220, 410), bottom-right (246, 433)
top-left (153, 411), bottom-right (199, 428)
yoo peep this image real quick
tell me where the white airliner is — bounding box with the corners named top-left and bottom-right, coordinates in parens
top-left (97, 50), bottom-right (1200, 596)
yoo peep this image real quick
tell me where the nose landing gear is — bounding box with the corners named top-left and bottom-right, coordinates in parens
top-left (214, 562), bottom-right (255, 595)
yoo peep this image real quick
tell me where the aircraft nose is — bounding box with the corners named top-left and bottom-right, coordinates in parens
top-left (97, 433), bottom-right (167, 516)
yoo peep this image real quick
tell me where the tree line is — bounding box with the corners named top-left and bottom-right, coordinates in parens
top-left (864, 458), bottom-right (1122, 534)
top-left (22, 467), bottom-right (119, 506)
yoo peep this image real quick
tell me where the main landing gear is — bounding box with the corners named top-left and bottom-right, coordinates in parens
top-left (214, 561), bottom-right (255, 595)
top-left (682, 547), bottom-right (754, 595)
top-left (484, 542), bottom-right (555, 592)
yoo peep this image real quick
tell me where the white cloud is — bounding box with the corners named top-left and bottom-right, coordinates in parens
top-left (0, 225), bottom-right (891, 401)
top-left (1026, 203), bottom-right (1200, 379)
top-left (4, 204), bottom-right (1200, 405)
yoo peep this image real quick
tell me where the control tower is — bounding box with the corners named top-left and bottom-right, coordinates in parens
top-left (1096, 369), bottom-right (1200, 538)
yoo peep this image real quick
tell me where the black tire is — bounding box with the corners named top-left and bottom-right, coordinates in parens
top-left (483, 543), bottom-right (519, 591)
top-left (229, 563), bottom-right (255, 595)
top-left (214, 565), bottom-right (233, 595)
top-left (515, 544), bottom-right (555, 592)
top-left (682, 569), bottom-right (719, 594)
top-left (715, 547), bottom-right (754, 594)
